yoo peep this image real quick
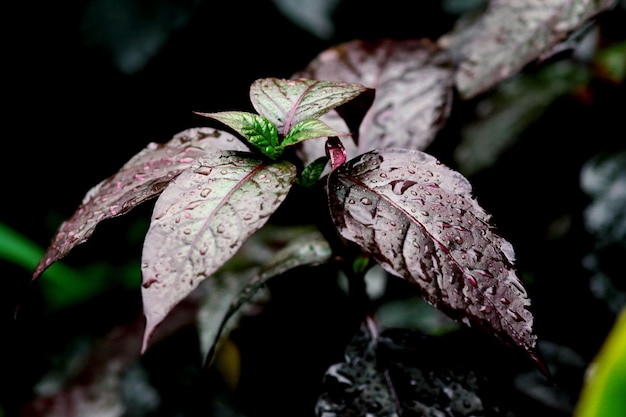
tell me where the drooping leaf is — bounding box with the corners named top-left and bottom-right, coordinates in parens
top-left (327, 148), bottom-right (543, 369)
top-left (444, 0), bottom-right (616, 98)
top-left (32, 127), bottom-right (247, 281)
top-left (248, 77), bottom-right (372, 137)
top-left (140, 151), bottom-right (296, 352)
top-left (195, 111), bottom-right (280, 158)
top-left (294, 38), bottom-right (455, 164)
top-left (316, 319), bottom-right (507, 417)
top-left (202, 230), bottom-right (332, 366)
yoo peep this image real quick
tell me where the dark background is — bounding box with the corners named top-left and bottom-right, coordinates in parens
top-left (3, 1), bottom-right (625, 416)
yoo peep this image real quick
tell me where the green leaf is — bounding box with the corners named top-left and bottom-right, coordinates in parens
top-left (296, 156), bottom-right (328, 187)
top-left (575, 307), bottom-right (626, 417)
top-left (281, 118), bottom-right (350, 148)
top-left (196, 111), bottom-right (281, 158)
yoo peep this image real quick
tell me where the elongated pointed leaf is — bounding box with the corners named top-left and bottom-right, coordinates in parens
top-left (202, 230), bottom-right (332, 366)
top-left (327, 148), bottom-right (541, 366)
top-left (32, 128), bottom-right (247, 281)
top-left (195, 111), bottom-right (280, 157)
top-left (294, 38), bottom-right (454, 165)
top-left (140, 151), bottom-right (296, 352)
top-left (249, 77), bottom-right (371, 136)
top-left (446, 0), bottom-right (616, 98)
top-left (281, 118), bottom-right (351, 147)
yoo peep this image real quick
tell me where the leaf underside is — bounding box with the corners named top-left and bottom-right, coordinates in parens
top-left (32, 127), bottom-right (247, 281)
top-left (327, 148), bottom-right (540, 364)
top-left (140, 151), bottom-right (296, 351)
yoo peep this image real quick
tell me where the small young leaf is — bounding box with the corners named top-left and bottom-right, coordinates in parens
top-left (281, 118), bottom-right (350, 148)
top-left (249, 77), bottom-right (371, 136)
top-left (196, 111), bottom-right (281, 158)
top-left (140, 151), bottom-right (296, 352)
top-left (327, 148), bottom-right (542, 368)
top-left (296, 156), bottom-right (328, 188)
top-left (325, 137), bottom-right (346, 170)
top-left (32, 128), bottom-right (247, 281)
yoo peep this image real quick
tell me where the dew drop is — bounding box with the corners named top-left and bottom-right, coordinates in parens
top-left (507, 309), bottom-right (525, 322)
top-left (142, 278), bottom-right (158, 289)
top-left (500, 297), bottom-right (510, 305)
top-left (348, 199), bottom-right (355, 204)
top-left (360, 197), bottom-right (372, 205)
top-left (216, 224), bottom-right (225, 233)
top-left (196, 167), bottom-right (213, 176)
top-left (200, 188), bottom-right (212, 197)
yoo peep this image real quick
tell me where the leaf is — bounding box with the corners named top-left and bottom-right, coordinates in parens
top-left (327, 148), bottom-right (543, 369)
top-left (140, 151), bottom-right (296, 352)
top-left (445, 0), bottom-right (616, 99)
top-left (32, 127), bottom-right (247, 281)
top-left (316, 319), bottom-right (507, 417)
top-left (281, 118), bottom-right (351, 147)
top-left (248, 77), bottom-right (372, 137)
top-left (195, 111), bottom-right (280, 157)
top-left (454, 60), bottom-right (592, 176)
top-left (294, 38), bottom-right (455, 165)
top-left (202, 230), bottom-right (332, 366)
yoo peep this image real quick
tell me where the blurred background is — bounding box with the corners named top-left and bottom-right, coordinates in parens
top-left (2, 1), bottom-right (625, 416)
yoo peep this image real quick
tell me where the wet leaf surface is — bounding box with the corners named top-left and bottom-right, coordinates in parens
top-left (328, 148), bottom-right (542, 367)
top-left (294, 38), bottom-right (455, 164)
top-left (140, 151), bottom-right (296, 351)
top-left (316, 319), bottom-right (507, 417)
top-left (445, 0), bottom-right (616, 98)
top-left (32, 128), bottom-right (247, 281)
top-left (248, 77), bottom-right (371, 137)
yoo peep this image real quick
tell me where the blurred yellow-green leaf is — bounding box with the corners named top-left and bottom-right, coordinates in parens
top-left (574, 307), bottom-right (626, 417)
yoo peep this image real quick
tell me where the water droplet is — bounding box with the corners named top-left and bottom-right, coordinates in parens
top-left (196, 167), bottom-right (212, 176)
top-left (348, 199), bottom-right (355, 204)
top-left (500, 297), bottom-right (510, 305)
top-left (466, 275), bottom-right (477, 287)
top-left (220, 169), bottom-right (228, 175)
top-left (243, 213), bottom-right (253, 221)
top-left (476, 269), bottom-right (494, 278)
top-left (479, 306), bottom-right (492, 313)
top-left (507, 309), bottom-right (525, 322)
top-left (142, 278), bottom-right (158, 289)
top-left (420, 210), bottom-right (429, 216)
top-left (183, 228), bottom-right (191, 234)
top-left (216, 224), bottom-right (225, 233)
top-left (360, 197), bottom-right (372, 205)
top-left (200, 188), bottom-right (212, 197)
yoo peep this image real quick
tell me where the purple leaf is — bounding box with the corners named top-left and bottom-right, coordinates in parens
top-left (445, 0), bottom-right (616, 99)
top-left (249, 77), bottom-right (372, 136)
top-left (327, 148), bottom-right (542, 366)
top-left (294, 38), bottom-right (455, 164)
top-left (140, 151), bottom-right (296, 352)
top-left (32, 127), bottom-right (247, 281)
